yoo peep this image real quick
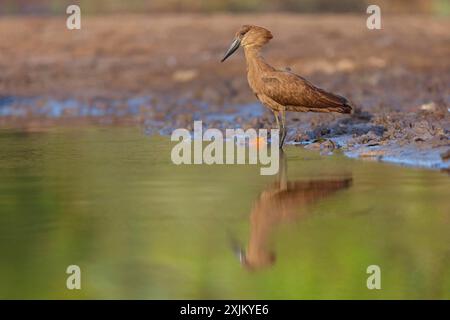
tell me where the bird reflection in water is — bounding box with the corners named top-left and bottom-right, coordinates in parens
top-left (234, 151), bottom-right (352, 270)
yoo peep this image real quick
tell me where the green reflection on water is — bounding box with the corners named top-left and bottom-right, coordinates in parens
top-left (0, 128), bottom-right (449, 299)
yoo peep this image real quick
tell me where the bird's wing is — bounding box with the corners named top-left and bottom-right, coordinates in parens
top-left (261, 71), bottom-right (352, 113)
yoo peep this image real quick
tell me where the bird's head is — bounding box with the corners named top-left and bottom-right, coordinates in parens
top-left (229, 234), bottom-right (276, 271)
top-left (221, 25), bottom-right (273, 62)
top-left (238, 247), bottom-right (277, 271)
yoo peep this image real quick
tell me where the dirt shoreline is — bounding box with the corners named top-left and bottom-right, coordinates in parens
top-left (0, 14), bottom-right (449, 169)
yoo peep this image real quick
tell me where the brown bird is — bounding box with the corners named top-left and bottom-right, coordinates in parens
top-left (221, 25), bottom-right (353, 148)
top-left (235, 151), bottom-right (352, 270)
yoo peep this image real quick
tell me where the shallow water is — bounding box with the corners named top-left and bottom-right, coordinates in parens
top-left (0, 127), bottom-right (449, 299)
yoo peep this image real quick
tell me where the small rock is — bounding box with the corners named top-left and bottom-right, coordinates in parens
top-left (304, 142), bottom-right (321, 150)
top-left (172, 69), bottom-right (198, 82)
top-left (441, 149), bottom-right (450, 161)
top-left (319, 139), bottom-right (336, 150)
top-left (419, 102), bottom-right (437, 112)
top-left (359, 149), bottom-right (385, 158)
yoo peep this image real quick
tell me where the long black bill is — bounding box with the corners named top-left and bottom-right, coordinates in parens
top-left (221, 38), bottom-right (241, 62)
top-left (228, 232), bottom-right (246, 265)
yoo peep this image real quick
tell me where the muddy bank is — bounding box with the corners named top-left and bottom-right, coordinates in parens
top-left (0, 14), bottom-right (449, 169)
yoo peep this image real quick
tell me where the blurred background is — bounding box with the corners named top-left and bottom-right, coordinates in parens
top-left (0, 0), bottom-right (449, 15)
top-left (0, 0), bottom-right (449, 300)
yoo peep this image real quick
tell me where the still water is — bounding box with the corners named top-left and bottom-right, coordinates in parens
top-left (0, 128), bottom-right (449, 299)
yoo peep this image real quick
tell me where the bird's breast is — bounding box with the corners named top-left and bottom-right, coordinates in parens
top-left (246, 71), bottom-right (262, 97)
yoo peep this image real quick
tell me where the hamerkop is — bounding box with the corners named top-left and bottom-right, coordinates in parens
top-left (236, 151), bottom-right (352, 270)
top-left (221, 25), bottom-right (353, 148)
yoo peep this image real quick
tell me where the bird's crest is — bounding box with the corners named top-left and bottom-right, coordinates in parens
top-left (238, 25), bottom-right (273, 47)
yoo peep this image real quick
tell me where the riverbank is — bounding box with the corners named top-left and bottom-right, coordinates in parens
top-left (0, 14), bottom-right (448, 169)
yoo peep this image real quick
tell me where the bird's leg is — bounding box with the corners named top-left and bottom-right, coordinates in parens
top-left (273, 111), bottom-right (280, 129)
top-left (278, 149), bottom-right (288, 191)
top-left (280, 109), bottom-right (287, 148)
top-left (272, 110), bottom-right (284, 148)
top-left (272, 111), bottom-right (281, 145)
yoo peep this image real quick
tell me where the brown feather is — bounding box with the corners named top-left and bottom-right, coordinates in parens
top-left (236, 25), bottom-right (353, 115)
top-left (261, 72), bottom-right (352, 114)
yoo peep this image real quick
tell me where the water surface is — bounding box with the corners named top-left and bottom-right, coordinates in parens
top-left (0, 128), bottom-right (449, 299)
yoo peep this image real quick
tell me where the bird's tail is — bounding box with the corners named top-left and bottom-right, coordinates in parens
top-left (325, 101), bottom-right (353, 114)
top-left (340, 101), bottom-right (353, 114)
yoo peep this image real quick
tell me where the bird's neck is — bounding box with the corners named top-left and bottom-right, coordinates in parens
top-left (244, 46), bottom-right (273, 73)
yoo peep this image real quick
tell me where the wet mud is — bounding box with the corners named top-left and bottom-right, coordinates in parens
top-left (0, 14), bottom-right (448, 168)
